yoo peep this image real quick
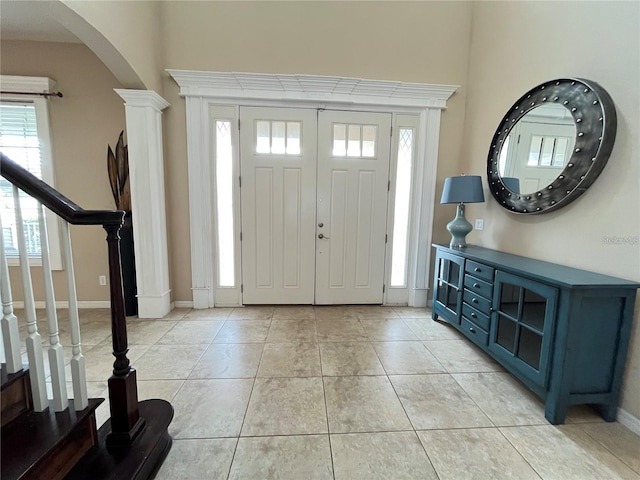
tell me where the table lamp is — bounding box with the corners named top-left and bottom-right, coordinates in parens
top-left (440, 175), bottom-right (485, 248)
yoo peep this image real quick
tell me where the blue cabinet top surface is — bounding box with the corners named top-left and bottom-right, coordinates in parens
top-left (433, 244), bottom-right (640, 289)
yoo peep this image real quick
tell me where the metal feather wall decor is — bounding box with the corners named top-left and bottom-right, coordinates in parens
top-left (107, 131), bottom-right (131, 211)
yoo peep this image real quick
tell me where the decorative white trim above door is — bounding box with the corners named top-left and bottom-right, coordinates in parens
top-left (168, 70), bottom-right (458, 308)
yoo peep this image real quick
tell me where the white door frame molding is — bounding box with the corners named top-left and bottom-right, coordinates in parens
top-left (115, 89), bottom-right (171, 318)
top-left (168, 70), bottom-right (458, 308)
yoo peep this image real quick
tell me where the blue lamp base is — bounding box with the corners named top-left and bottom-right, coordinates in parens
top-left (446, 203), bottom-right (472, 249)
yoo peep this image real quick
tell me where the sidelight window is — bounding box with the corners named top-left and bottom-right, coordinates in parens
top-left (390, 128), bottom-right (414, 287)
top-left (215, 120), bottom-right (235, 287)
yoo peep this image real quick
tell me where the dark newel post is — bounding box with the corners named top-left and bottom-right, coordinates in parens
top-left (104, 221), bottom-right (146, 449)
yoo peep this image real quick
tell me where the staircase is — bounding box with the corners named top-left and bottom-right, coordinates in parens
top-left (0, 153), bottom-right (173, 479)
top-left (1, 366), bottom-right (103, 480)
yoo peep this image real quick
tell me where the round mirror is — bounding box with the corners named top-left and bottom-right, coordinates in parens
top-left (487, 78), bottom-right (617, 214)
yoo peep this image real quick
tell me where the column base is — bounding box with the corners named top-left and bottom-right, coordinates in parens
top-left (137, 291), bottom-right (171, 319)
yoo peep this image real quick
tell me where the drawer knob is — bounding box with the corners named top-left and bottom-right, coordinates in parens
top-left (469, 327), bottom-right (476, 333)
top-left (473, 283), bottom-right (480, 288)
top-left (472, 298), bottom-right (478, 304)
top-left (471, 312), bottom-right (477, 318)
top-left (474, 267), bottom-right (481, 272)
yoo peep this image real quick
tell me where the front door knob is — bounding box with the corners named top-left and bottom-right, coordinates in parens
top-left (318, 233), bottom-right (329, 239)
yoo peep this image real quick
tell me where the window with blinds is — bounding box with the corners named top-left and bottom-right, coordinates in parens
top-left (1, 102), bottom-right (46, 257)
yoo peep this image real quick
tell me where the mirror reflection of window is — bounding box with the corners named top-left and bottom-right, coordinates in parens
top-left (498, 104), bottom-right (576, 195)
top-left (527, 135), bottom-right (571, 167)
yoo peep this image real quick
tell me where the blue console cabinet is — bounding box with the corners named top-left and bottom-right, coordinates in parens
top-left (432, 244), bottom-right (639, 424)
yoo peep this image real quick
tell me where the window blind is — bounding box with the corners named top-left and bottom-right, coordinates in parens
top-left (0, 101), bottom-right (43, 256)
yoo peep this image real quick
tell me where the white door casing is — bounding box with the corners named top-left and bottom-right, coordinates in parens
top-left (169, 70), bottom-right (458, 308)
top-left (315, 110), bottom-right (392, 304)
top-left (240, 107), bottom-right (318, 304)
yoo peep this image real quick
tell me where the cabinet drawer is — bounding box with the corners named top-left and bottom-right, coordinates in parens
top-left (462, 303), bottom-right (490, 331)
top-left (465, 260), bottom-right (494, 282)
top-left (461, 316), bottom-right (489, 346)
top-left (464, 275), bottom-right (493, 299)
top-left (463, 288), bottom-right (491, 315)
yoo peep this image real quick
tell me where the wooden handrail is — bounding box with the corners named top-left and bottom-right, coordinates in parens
top-left (1, 153), bottom-right (124, 226)
top-left (1, 151), bottom-right (144, 448)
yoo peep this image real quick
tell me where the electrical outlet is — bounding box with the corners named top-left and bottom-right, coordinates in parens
top-left (475, 219), bottom-right (484, 231)
top-left (99, 275), bottom-right (107, 286)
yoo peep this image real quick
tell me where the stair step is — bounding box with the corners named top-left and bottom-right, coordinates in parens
top-left (66, 399), bottom-right (174, 480)
top-left (1, 365), bottom-right (32, 427)
top-left (1, 398), bottom-right (103, 480)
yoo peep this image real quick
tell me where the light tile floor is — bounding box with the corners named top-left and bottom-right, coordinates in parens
top-left (27, 306), bottom-right (640, 479)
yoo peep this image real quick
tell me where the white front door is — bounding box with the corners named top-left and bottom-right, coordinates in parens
top-left (315, 110), bottom-right (392, 304)
top-left (240, 107), bottom-right (391, 304)
top-left (239, 107), bottom-right (318, 304)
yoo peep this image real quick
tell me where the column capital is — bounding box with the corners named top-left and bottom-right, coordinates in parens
top-left (115, 89), bottom-right (170, 111)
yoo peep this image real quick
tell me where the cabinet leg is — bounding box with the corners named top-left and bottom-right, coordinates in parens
top-left (545, 402), bottom-right (568, 425)
top-left (432, 313), bottom-right (439, 321)
top-left (596, 403), bottom-right (618, 422)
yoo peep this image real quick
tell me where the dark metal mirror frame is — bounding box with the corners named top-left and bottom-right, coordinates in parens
top-left (487, 78), bottom-right (617, 214)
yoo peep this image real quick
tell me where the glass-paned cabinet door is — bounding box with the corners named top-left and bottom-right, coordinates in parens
top-left (433, 251), bottom-right (465, 324)
top-left (489, 271), bottom-right (557, 386)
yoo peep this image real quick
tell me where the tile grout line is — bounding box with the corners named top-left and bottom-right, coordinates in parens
top-left (318, 335), bottom-right (337, 480)
top-left (495, 426), bottom-right (544, 480)
top-left (367, 319), bottom-right (443, 480)
top-left (448, 372), bottom-right (499, 428)
top-left (225, 314), bottom-right (271, 479)
top-left (573, 423), bottom-right (640, 476)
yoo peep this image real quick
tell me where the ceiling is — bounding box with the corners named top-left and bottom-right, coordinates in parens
top-left (1, 1), bottom-right (81, 43)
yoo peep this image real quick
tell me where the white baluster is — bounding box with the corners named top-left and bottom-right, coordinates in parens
top-left (0, 214), bottom-right (22, 374)
top-left (61, 221), bottom-right (88, 410)
top-left (38, 203), bottom-right (68, 411)
top-left (13, 186), bottom-right (48, 411)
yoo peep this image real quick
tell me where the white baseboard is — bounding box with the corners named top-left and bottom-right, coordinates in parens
top-left (408, 288), bottom-right (428, 307)
top-left (12, 301), bottom-right (111, 309)
top-left (617, 407), bottom-right (640, 435)
top-left (173, 301), bottom-right (193, 309)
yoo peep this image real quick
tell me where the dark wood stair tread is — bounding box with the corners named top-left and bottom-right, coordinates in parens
top-left (1, 364), bottom-right (33, 427)
top-left (1, 398), bottom-right (103, 480)
top-left (1, 364), bottom-right (30, 391)
top-left (65, 398), bottom-right (174, 480)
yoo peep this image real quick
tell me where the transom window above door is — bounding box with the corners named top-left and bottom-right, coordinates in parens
top-left (255, 120), bottom-right (302, 155)
top-left (332, 123), bottom-right (377, 158)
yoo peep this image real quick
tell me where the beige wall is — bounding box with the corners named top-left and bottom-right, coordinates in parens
top-left (61, 0), bottom-right (163, 92)
top-left (460, 1), bottom-right (640, 417)
top-left (1, 40), bottom-right (126, 303)
top-left (160, 0), bottom-right (474, 300)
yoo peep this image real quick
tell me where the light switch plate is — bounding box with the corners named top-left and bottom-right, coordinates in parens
top-left (475, 219), bottom-right (484, 230)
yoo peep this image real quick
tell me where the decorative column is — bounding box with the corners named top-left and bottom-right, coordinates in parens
top-left (115, 90), bottom-right (171, 319)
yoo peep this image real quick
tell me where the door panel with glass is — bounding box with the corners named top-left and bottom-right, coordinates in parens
top-left (315, 111), bottom-right (392, 304)
top-left (489, 270), bottom-right (557, 386)
top-left (239, 107), bottom-right (318, 304)
top-left (432, 250), bottom-right (465, 324)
